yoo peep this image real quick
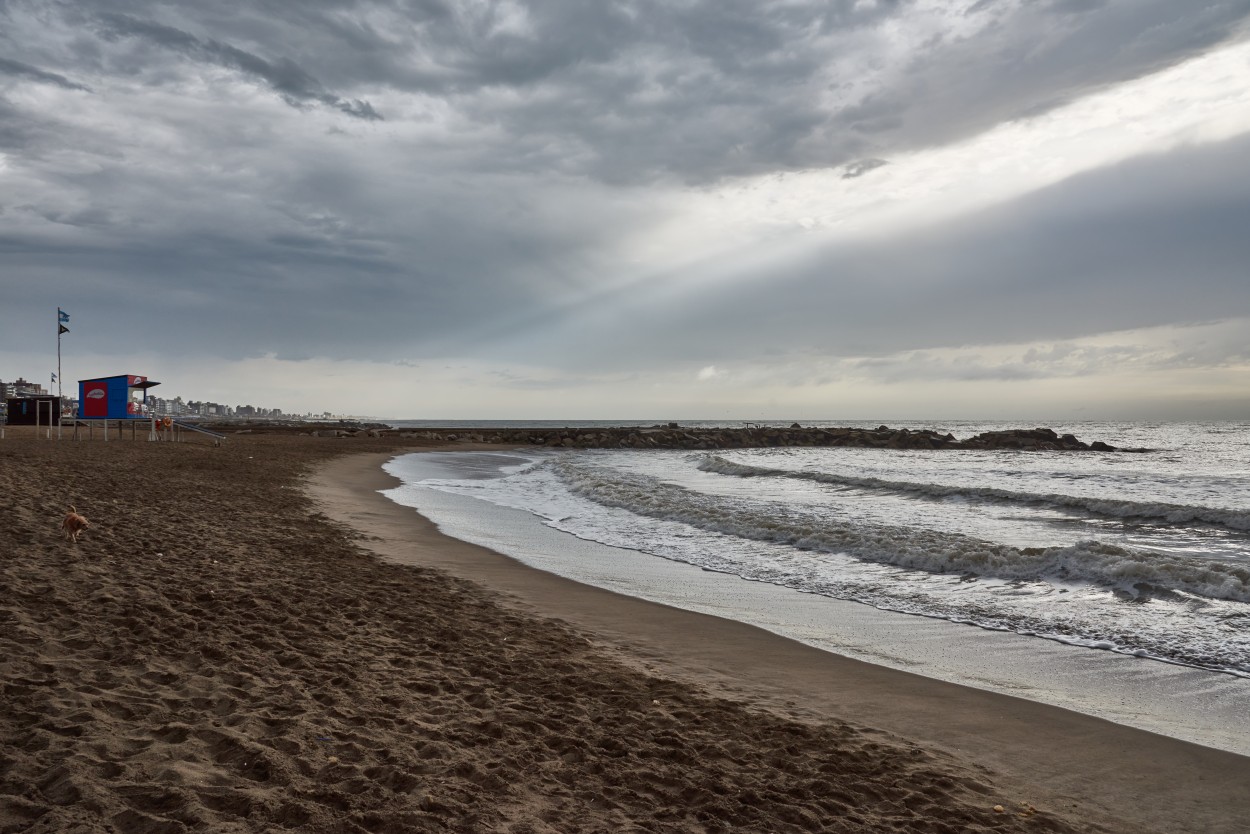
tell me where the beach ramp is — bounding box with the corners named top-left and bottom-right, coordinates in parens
top-left (171, 420), bottom-right (229, 443)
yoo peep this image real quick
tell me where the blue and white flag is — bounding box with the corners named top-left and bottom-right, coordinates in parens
top-left (51, 372), bottom-right (57, 383)
top-left (58, 309), bottom-right (69, 323)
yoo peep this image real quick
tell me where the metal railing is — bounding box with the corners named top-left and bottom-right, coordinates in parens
top-left (170, 420), bottom-right (228, 441)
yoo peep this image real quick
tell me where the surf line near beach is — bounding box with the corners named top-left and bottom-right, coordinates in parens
top-left (375, 440), bottom-right (1250, 759)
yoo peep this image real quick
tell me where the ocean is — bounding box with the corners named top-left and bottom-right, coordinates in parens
top-left (379, 420), bottom-right (1250, 751)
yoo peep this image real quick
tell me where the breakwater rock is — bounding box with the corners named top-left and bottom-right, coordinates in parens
top-left (379, 424), bottom-right (1118, 452)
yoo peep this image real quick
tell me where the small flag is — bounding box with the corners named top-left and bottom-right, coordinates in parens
top-left (51, 372), bottom-right (57, 383)
top-left (59, 324), bottom-right (70, 335)
top-left (58, 309), bottom-right (69, 323)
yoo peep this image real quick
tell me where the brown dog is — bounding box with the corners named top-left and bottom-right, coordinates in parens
top-left (61, 506), bottom-right (89, 542)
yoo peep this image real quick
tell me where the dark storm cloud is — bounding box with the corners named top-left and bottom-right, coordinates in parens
top-left (2, 0), bottom-right (1250, 375)
top-left (0, 161), bottom-right (642, 362)
top-left (8, 1), bottom-right (1250, 181)
top-left (0, 97), bottom-right (37, 150)
top-left (92, 12), bottom-right (381, 119)
top-left (0, 56), bottom-right (89, 91)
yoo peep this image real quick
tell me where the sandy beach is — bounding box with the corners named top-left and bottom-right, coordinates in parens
top-left (3, 431), bottom-right (1249, 833)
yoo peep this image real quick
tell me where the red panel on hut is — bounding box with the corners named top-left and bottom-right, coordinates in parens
top-left (82, 381), bottom-right (109, 417)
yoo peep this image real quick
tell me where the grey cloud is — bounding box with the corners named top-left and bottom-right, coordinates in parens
top-left (846, 342), bottom-right (1163, 385)
top-left (0, 144), bottom-right (652, 363)
top-left (16, 204), bottom-right (113, 228)
top-left (842, 159), bottom-right (889, 179)
top-left (850, 334), bottom-right (1250, 386)
top-left (423, 0), bottom-right (1249, 181)
top-left (499, 132), bottom-right (1250, 370)
top-left (888, 2), bottom-right (1250, 149)
top-left (1153, 332), bottom-right (1250, 369)
top-left (848, 354), bottom-right (1053, 384)
top-left (92, 12), bottom-right (382, 119)
top-left (10, 1), bottom-right (1246, 184)
top-left (1045, 0), bottom-right (1109, 14)
top-left (0, 56), bottom-right (90, 90)
top-left (0, 97), bottom-right (35, 149)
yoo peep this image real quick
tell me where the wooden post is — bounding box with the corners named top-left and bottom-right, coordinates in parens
top-left (38, 400), bottom-right (52, 440)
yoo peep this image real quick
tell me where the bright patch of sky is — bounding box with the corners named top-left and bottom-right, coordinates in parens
top-left (626, 39), bottom-right (1250, 281)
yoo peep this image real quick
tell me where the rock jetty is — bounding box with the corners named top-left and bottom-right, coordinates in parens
top-left (350, 424), bottom-right (1118, 452)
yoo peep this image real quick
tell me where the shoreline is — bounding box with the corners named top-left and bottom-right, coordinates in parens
top-left (4, 431), bottom-right (1246, 832)
top-left (381, 451), bottom-right (1250, 757)
top-left (310, 448), bottom-right (1250, 834)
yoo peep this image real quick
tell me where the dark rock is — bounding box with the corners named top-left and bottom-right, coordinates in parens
top-left (393, 425), bottom-right (1119, 453)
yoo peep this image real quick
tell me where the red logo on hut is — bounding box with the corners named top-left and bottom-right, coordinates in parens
top-left (130, 376), bottom-right (145, 386)
top-left (83, 382), bottom-right (108, 417)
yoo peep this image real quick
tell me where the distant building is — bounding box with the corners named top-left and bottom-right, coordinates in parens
top-left (1, 378), bottom-right (48, 398)
top-left (1, 379), bottom-right (51, 420)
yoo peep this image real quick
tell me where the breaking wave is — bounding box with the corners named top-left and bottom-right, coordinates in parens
top-left (698, 454), bottom-right (1250, 531)
top-left (557, 460), bottom-right (1250, 603)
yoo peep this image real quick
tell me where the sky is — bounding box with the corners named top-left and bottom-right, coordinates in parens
top-left (3, 0), bottom-right (1250, 420)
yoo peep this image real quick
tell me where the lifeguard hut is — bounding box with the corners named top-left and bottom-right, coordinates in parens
top-left (79, 374), bottom-right (159, 419)
top-left (72, 374), bottom-right (225, 444)
top-left (74, 374), bottom-right (160, 441)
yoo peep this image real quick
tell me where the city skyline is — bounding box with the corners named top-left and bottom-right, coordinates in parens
top-left (0, 375), bottom-right (295, 420)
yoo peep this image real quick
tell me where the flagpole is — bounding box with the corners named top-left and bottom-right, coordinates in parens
top-left (56, 309), bottom-right (62, 401)
top-left (57, 308), bottom-right (63, 439)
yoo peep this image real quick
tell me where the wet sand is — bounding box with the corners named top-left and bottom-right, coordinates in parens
top-left (2, 430), bottom-right (1247, 832)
